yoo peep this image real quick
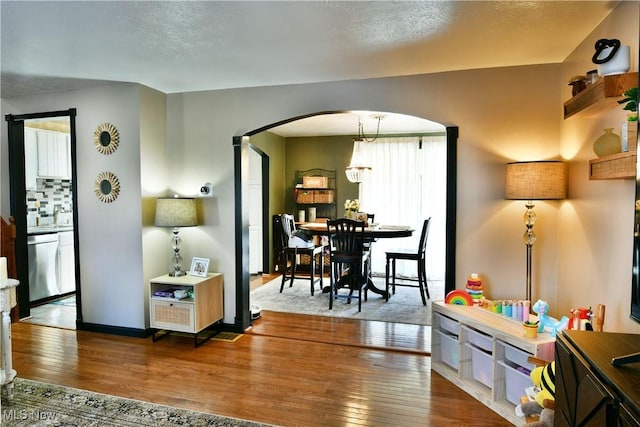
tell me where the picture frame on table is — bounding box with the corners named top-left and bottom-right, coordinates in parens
top-left (190, 257), bottom-right (210, 277)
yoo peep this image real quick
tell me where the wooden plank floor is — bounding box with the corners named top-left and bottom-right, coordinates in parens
top-left (9, 314), bottom-right (513, 427)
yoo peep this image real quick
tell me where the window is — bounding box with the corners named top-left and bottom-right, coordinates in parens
top-left (360, 135), bottom-right (446, 280)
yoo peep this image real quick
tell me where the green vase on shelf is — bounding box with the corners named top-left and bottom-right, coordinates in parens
top-left (593, 128), bottom-right (621, 157)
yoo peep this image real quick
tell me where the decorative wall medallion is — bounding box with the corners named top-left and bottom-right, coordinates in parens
top-left (93, 123), bottom-right (119, 155)
top-left (94, 171), bottom-right (120, 203)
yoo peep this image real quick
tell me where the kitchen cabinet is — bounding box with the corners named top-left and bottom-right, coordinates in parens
top-left (24, 127), bottom-right (38, 190)
top-left (56, 231), bottom-right (75, 294)
top-left (35, 129), bottom-right (71, 180)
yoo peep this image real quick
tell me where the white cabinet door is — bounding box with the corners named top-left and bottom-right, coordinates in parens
top-left (24, 127), bottom-right (38, 190)
top-left (57, 231), bottom-right (75, 294)
top-left (54, 133), bottom-right (70, 179)
top-left (36, 130), bottom-right (71, 179)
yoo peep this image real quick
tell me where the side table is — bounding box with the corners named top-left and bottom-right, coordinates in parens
top-left (149, 273), bottom-right (223, 347)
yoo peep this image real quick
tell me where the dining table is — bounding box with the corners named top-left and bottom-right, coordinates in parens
top-left (298, 222), bottom-right (414, 299)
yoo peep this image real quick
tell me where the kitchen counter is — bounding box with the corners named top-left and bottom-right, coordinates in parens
top-left (27, 225), bottom-right (74, 235)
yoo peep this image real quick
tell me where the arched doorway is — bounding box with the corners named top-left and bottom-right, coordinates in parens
top-left (233, 111), bottom-right (457, 331)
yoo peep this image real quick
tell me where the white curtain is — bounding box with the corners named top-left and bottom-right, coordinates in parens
top-left (359, 135), bottom-right (447, 280)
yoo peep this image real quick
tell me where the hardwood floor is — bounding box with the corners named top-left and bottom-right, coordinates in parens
top-left (9, 312), bottom-right (513, 427)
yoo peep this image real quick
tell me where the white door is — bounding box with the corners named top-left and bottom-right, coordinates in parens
top-left (248, 149), bottom-right (263, 274)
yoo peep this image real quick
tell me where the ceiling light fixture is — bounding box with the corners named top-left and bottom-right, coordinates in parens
top-left (345, 114), bottom-right (383, 183)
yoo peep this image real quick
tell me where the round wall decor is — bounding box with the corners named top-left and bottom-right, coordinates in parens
top-left (94, 171), bottom-right (121, 203)
top-left (93, 123), bottom-right (119, 155)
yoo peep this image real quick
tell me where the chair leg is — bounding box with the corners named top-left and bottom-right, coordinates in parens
top-left (385, 256), bottom-right (390, 302)
top-left (329, 266), bottom-right (334, 310)
top-left (417, 259), bottom-right (427, 306)
top-left (290, 252), bottom-right (297, 288)
top-left (318, 251), bottom-right (324, 289)
top-left (421, 258), bottom-right (430, 300)
top-left (391, 258), bottom-right (397, 294)
top-left (280, 267), bottom-right (287, 293)
top-left (309, 252), bottom-right (316, 296)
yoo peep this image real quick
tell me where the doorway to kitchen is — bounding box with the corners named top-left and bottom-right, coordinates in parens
top-left (6, 109), bottom-right (81, 330)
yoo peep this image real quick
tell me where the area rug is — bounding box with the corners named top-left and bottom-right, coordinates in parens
top-left (251, 276), bottom-right (444, 326)
top-left (2, 378), bottom-right (273, 426)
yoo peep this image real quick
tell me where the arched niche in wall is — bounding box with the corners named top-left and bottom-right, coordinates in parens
top-left (232, 110), bottom-right (458, 331)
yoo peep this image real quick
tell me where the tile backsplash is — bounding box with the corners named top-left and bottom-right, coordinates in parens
top-left (27, 178), bottom-right (73, 227)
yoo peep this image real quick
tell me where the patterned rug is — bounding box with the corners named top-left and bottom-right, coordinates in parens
top-left (2, 378), bottom-right (274, 426)
top-left (251, 275), bottom-right (444, 325)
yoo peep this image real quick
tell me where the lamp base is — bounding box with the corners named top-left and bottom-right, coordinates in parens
top-left (169, 270), bottom-right (187, 277)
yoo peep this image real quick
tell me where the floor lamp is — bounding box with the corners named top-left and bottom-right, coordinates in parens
top-left (505, 161), bottom-right (567, 303)
top-left (155, 197), bottom-right (198, 277)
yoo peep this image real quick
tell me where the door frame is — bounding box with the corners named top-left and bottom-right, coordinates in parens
top-left (5, 109), bottom-right (82, 324)
top-left (233, 111), bottom-right (457, 331)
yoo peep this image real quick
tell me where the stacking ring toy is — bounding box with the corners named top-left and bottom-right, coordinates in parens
top-left (445, 290), bottom-right (474, 306)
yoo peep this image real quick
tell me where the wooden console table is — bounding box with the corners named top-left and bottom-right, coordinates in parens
top-left (555, 330), bottom-right (640, 426)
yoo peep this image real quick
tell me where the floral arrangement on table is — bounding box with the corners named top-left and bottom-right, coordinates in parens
top-left (344, 199), bottom-right (360, 219)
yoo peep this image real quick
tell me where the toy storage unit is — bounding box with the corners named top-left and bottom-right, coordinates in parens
top-left (432, 301), bottom-right (556, 425)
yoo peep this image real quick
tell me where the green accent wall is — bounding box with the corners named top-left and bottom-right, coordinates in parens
top-left (284, 135), bottom-right (359, 216)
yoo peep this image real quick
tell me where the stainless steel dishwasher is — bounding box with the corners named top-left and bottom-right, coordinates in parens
top-left (27, 233), bottom-right (59, 302)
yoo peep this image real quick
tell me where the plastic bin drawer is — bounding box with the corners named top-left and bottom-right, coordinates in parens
top-left (435, 313), bottom-right (459, 336)
top-left (498, 360), bottom-right (533, 405)
top-left (464, 326), bottom-right (493, 353)
top-left (435, 329), bottom-right (459, 370)
top-left (466, 343), bottom-right (493, 388)
top-left (500, 341), bottom-right (535, 371)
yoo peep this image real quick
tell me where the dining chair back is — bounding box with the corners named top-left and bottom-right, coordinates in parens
top-left (272, 214), bottom-right (324, 295)
top-left (326, 218), bottom-right (369, 312)
top-left (384, 218), bottom-right (431, 305)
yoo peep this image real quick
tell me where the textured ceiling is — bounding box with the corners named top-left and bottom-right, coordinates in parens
top-left (1, 1), bottom-right (616, 99)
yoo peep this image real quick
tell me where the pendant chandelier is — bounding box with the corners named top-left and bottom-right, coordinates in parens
top-left (345, 115), bottom-right (383, 183)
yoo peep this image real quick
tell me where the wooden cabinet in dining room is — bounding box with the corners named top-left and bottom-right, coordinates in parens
top-left (35, 129), bottom-right (71, 180)
top-left (294, 169), bottom-right (337, 221)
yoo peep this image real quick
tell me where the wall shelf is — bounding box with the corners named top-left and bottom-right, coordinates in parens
top-left (564, 72), bottom-right (638, 119)
top-left (589, 151), bottom-right (636, 180)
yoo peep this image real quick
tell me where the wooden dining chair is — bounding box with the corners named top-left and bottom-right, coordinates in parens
top-left (384, 218), bottom-right (431, 305)
top-left (326, 218), bottom-right (369, 312)
top-left (273, 214), bottom-right (324, 296)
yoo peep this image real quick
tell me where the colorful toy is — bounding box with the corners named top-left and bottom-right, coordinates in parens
top-left (445, 289), bottom-right (474, 306)
top-left (465, 273), bottom-right (484, 303)
top-left (515, 361), bottom-right (556, 427)
top-left (532, 300), bottom-right (569, 337)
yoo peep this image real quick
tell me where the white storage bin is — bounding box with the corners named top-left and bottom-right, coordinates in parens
top-left (435, 329), bottom-right (459, 370)
top-left (498, 360), bottom-right (534, 405)
top-left (466, 343), bottom-right (493, 388)
top-left (464, 326), bottom-right (493, 353)
top-left (500, 341), bottom-right (535, 372)
top-left (436, 313), bottom-right (459, 336)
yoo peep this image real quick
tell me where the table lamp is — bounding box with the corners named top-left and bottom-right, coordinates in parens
top-left (505, 161), bottom-right (567, 302)
top-left (155, 197), bottom-right (197, 277)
